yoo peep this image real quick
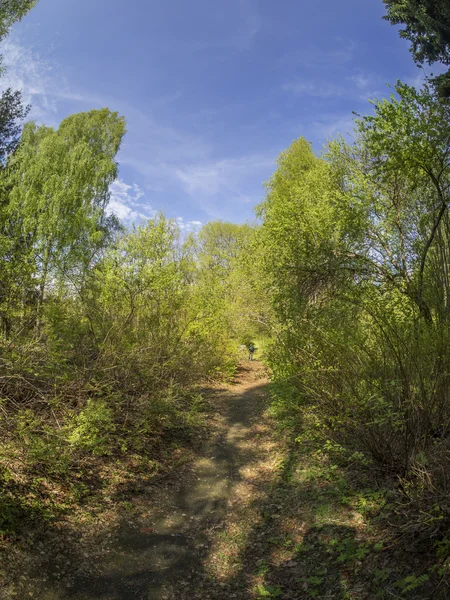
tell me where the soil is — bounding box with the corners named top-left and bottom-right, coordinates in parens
top-left (11, 361), bottom-right (285, 600)
top-left (3, 361), bottom-right (446, 599)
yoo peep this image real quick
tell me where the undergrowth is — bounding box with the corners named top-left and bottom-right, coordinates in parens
top-left (263, 380), bottom-right (450, 599)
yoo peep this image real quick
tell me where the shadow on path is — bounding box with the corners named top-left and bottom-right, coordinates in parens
top-left (31, 363), bottom-right (270, 600)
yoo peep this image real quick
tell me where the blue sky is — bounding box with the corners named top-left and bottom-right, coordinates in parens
top-left (0, 0), bottom-right (427, 227)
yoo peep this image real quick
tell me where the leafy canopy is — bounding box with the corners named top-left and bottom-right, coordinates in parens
top-left (383, 0), bottom-right (450, 96)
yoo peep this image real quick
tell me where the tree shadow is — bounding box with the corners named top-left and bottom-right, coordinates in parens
top-left (6, 377), bottom-right (271, 599)
top-left (5, 368), bottom-right (444, 599)
top-left (212, 447), bottom-right (370, 599)
top-left (213, 441), bottom-right (447, 600)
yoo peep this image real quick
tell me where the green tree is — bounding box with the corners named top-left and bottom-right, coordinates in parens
top-left (383, 0), bottom-right (450, 96)
top-left (257, 138), bottom-right (357, 326)
top-left (333, 82), bottom-right (450, 323)
top-left (258, 85), bottom-right (450, 470)
top-left (3, 109), bottom-right (126, 331)
top-left (197, 221), bottom-right (266, 345)
top-left (0, 0), bottom-right (36, 45)
top-left (0, 88), bottom-right (30, 163)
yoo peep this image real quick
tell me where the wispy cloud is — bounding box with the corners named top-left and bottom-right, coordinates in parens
top-left (175, 155), bottom-right (271, 196)
top-left (282, 70), bottom-right (385, 102)
top-left (108, 182), bottom-right (204, 230)
top-left (233, 0), bottom-right (262, 51)
top-left (307, 114), bottom-right (356, 145)
top-left (173, 154), bottom-right (274, 215)
top-left (108, 179), bottom-right (154, 223)
top-left (0, 31), bottom-right (274, 223)
top-left (175, 216), bottom-right (203, 232)
top-left (0, 35), bottom-right (61, 120)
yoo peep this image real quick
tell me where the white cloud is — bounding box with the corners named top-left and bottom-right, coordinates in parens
top-left (174, 155), bottom-right (273, 198)
top-left (108, 179), bottom-right (153, 223)
top-left (175, 216), bottom-right (203, 232)
top-left (120, 152), bottom-right (274, 220)
top-left (350, 74), bottom-right (370, 90)
top-left (282, 71), bottom-right (385, 102)
top-left (0, 33), bottom-right (274, 222)
top-left (307, 115), bottom-right (356, 144)
top-left (0, 36), bottom-right (60, 120)
top-left (109, 181), bottom-right (203, 230)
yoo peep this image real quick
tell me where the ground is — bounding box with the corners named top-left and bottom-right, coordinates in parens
top-left (1, 362), bottom-right (446, 599)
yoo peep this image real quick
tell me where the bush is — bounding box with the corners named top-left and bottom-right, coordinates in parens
top-left (67, 399), bottom-right (116, 456)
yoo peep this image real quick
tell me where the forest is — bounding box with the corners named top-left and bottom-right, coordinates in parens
top-left (2, 1), bottom-right (450, 599)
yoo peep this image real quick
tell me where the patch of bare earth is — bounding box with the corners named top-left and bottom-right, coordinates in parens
top-left (1, 362), bottom-right (291, 600)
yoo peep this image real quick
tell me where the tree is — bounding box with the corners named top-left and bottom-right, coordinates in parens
top-left (196, 221), bottom-right (267, 343)
top-left (0, 2), bottom-right (36, 335)
top-left (0, 88), bottom-right (30, 163)
top-left (0, 0), bottom-right (37, 65)
top-left (258, 85), bottom-right (450, 474)
top-left (339, 82), bottom-right (450, 323)
top-left (0, 0), bottom-right (36, 34)
top-left (257, 138), bottom-right (356, 323)
top-left (383, 0), bottom-right (450, 96)
top-left (3, 109), bottom-right (126, 330)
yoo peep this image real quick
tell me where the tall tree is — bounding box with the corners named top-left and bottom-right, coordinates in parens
top-left (0, 0), bottom-right (37, 76)
top-left (337, 82), bottom-right (450, 322)
top-left (0, 0), bottom-right (36, 41)
top-left (383, 0), bottom-right (450, 96)
top-left (3, 109), bottom-right (126, 330)
top-left (0, 0), bottom-right (35, 163)
top-left (0, 88), bottom-right (29, 163)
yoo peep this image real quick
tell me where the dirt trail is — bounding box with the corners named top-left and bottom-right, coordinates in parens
top-left (33, 361), bottom-right (284, 600)
top-left (6, 363), bottom-right (441, 599)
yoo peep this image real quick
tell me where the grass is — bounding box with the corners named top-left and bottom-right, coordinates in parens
top-left (3, 361), bottom-right (449, 599)
top-left (230, 431), bottom-right (449, 599)
top-left (200, 383), bottom-right (449, 598)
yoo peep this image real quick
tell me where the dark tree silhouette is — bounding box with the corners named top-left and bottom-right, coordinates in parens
top-left (384, 0), bottom-right (450, 96)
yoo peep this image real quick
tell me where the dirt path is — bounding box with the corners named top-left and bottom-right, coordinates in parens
top-left (30, 361), bottom-right (285, 600)
top-left (5, 363), bottom-right (440, 599)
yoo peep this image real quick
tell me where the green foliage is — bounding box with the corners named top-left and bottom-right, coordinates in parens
top-left (257, 82), bottom-right (450, 585)
top-left (2, 7), bottom-right (450, 595)
top-left (0, 88), bottom-right (30, 162)
top-left (254, 583), bottom-right (283, 598)
top-left (383, 0), bottom-right (450, 96)
top-left (333, 537), bottom-right (370, 564)
top-left (196, 220), bottom-right (270, 348)
top-left (14, 409), bottom-right (70, 475)
top-left (0, 0), bottom-right (263, 533)
top-left (260, 84), bottom-right (450, 470)
top-left (0, 109), bottom-right (126, 339)
top-left (0, 0), bottom-right (37, 46)
top-left (67, 400), bottom-right (116, 456)
top-left (395, 573), bottom-right (430, 594)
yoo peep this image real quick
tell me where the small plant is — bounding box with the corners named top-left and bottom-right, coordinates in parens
top-left (67, 399), bottom-right (116, 456)
top-left (254, 583), bottom-right (283, 598)
top-left (256, 560), bottom-right (270, 577)
top-left (334, 536), bottom-right (370, 564)
top-left (395, 573), bottom-right (429, 594)
top-left (372, 568), bottom-right (392, 586)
